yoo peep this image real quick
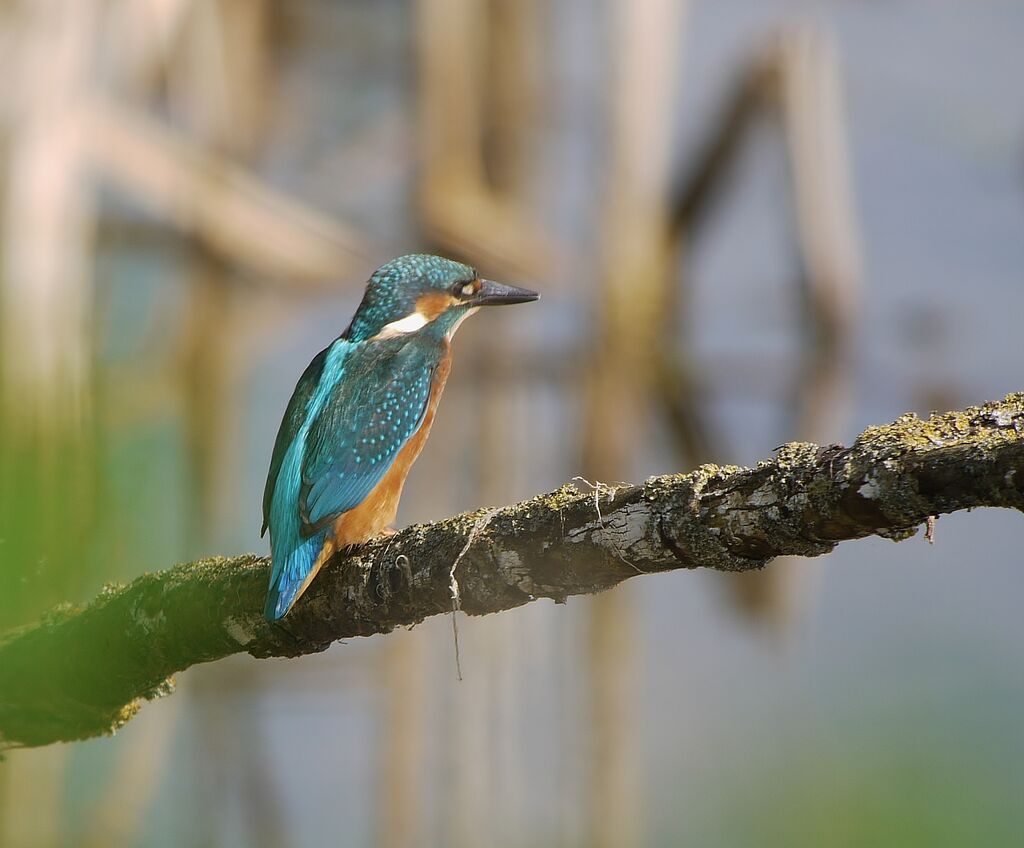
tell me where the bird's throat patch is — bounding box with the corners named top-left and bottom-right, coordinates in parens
top-left (375, 311), bottom-right (429, 339)
top-left (373, 292), bottom-right (458, 340)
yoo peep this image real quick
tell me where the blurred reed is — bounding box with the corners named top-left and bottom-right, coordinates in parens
top-left (579, 3), bottom-right (689, 847)
top-left (0, 2), bottom-right (865, 846)
top-left (663, 25), bottom-right (861, 630)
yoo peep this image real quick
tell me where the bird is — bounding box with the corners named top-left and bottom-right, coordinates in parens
top-left (261, 254), bottom-right (539, 620)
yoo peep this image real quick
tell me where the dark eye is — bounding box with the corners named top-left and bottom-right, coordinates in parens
top-left (453, 279), bottom-right (477, 298)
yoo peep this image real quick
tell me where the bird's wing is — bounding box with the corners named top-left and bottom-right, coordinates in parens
top-left (261, 343), bottom-right (334, 537)
top-left (299, 341), bottom-right (435, 535)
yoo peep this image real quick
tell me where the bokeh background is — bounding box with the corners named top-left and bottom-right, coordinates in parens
top-left (1, 1), bottom-right (1023, 846)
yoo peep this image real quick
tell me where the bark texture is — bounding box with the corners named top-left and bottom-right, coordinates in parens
top-left (2, 394), bottom-right (1023, 747)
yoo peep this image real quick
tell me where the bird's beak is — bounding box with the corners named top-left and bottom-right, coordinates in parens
top-left (473, 279), bottom-right (540, 306)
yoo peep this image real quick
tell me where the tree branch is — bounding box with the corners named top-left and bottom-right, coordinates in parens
top-left (2, 395), bottom-right (1023, 747)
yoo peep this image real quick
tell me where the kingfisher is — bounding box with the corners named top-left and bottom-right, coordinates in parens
top-left (261, 254), bottom-right (538, 620)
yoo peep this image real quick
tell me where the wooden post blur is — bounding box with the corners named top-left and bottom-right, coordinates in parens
top-left (376, 630), bottom-right (427, 848)
top-left (83, 98), bottom-right (370, 287)
top-left (581, 3), bottom-right (687, 847)
top-left (167, 6), bottom-right (285, 848)
top-left (414, 0), bottom-right (553, 843)
top-left (665, 26), bottom-right (861, 627)
top-left (415, 0), bottom-right (560, 279)
top-left (0, 2), bottom-right (97, 842)
top-left (1, 0), bottom-right (96, 434)
top-left (732, 28), bottom-right (860, 626)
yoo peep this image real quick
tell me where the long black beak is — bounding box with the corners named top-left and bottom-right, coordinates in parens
top-left (473, 279), bottom-right (540, 306)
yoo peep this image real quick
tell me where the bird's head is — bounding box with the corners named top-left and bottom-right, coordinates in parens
top-left (343, 254), bottom-right (539, 343)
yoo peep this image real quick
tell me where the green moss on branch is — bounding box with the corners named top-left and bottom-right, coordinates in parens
top-left (2, 394), bottom-right (1023, 747)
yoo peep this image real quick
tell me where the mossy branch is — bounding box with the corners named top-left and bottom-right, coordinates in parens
top-left (2, 395), bottom-right (1023, 748)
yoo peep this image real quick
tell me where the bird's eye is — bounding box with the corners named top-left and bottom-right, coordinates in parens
top-left (454, 280), bottom-right (477, 298)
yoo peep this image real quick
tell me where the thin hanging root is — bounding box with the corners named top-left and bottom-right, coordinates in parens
top-left (571, 476), bottom-right (646, 573)
top-left (447, 508), bottom-right (500, 681)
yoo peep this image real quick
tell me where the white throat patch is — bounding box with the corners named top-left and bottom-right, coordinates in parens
top-left (375, 311), bottom-right (429, 339)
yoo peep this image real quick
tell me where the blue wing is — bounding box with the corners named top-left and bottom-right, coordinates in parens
top-left (265, 338), bottom-right (351, 620)
top-left (299, 339), bottom-right (436, 534)
top-left (263, 337), bottom-right (437, 621)
top-left (261, 344), bottom-right (330, 537)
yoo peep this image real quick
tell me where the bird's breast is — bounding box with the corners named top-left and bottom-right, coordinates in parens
top-left (330, 345), bottom-right (453, 547)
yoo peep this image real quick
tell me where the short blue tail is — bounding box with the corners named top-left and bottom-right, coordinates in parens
top-left (265, 529), bottom-right (327, 621)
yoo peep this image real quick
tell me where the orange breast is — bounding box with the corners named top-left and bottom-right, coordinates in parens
top-left (330, 346), bottom-right (453, 548)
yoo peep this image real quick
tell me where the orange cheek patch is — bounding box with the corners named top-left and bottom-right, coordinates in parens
top-left (416, 292), bottom-right (456, 320)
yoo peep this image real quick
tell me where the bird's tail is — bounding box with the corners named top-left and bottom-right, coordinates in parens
top-left (265, 529), bottom-right (328, 621)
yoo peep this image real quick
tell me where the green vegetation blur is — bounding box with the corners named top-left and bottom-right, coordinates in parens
top-left (1, 1), bottom-right (1023, 847)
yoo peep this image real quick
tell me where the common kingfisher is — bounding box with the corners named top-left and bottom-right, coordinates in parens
top-left (261, 254), bottom-right (539, 620)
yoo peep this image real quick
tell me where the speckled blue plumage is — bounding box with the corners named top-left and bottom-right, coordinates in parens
top-left (261, 254), bottom-right (476, 620)
top-left (300, 333), bottom-right (440, 530)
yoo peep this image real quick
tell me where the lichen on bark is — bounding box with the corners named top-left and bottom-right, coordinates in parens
top-left (1, 393), bottom-right (1022, 748)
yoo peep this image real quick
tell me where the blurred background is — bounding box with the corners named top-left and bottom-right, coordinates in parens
top-left (1, 0), bottom-right (1023, 845)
